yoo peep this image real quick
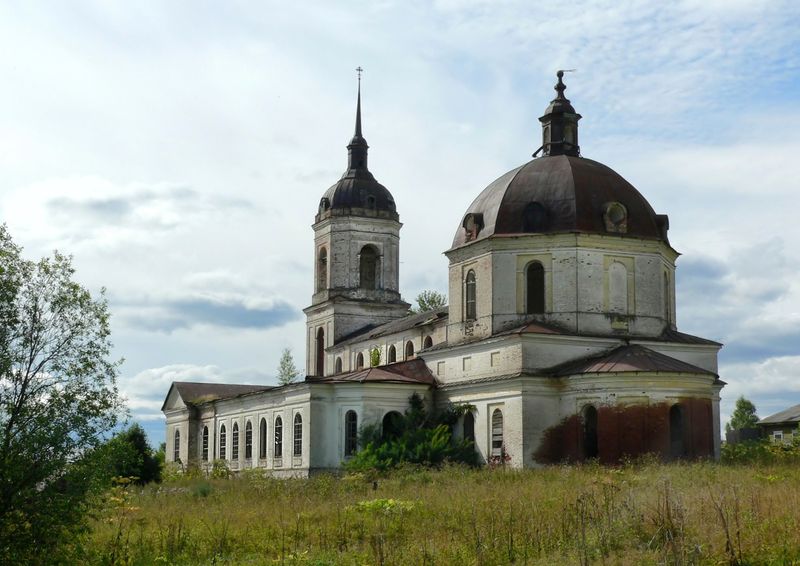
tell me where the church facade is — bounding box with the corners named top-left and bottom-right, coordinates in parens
top-left (162, 73), bottom-right (724, 475)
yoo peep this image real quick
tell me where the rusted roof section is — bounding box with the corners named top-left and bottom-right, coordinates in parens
top-left (451, 155), bottom-right (668, 250)
top-left (172, 382), bottom-right (273, 406)
top-left (306, 358), bottom-right (435, 385)
top-left (335, 307), bottom-right (448, 347)
top-left (655, 327), bottom-right (722, 346)
top-left (759, 404), bottom-right (800, 425)
top-left (551, 344), bottom-right (716, 377)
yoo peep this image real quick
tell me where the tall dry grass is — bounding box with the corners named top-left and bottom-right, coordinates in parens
top-left (84, 460), bottom-right (800, 565)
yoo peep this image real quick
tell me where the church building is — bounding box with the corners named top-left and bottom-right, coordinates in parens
top-left (162, 73), bottom-right (724, 474)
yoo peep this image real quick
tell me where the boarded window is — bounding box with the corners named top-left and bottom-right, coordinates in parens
top-left (463, 412), bottom-right (475, 444)
top-left (317, 247), bottom-right (327, 291)
top-left (293, 414), bottom-right (303, 457)
top-left (583, 406), bottom-right (598, 459)
top-left (465, 270), bottom-right (476, 320)
top-left (316, 327), bottom-right (325, 376)
top-left (245, 421), bottom-right (253, 459)
top-left (526, 262), bottom-right (545, 314)
top-left (274, 417), bottom-right (283, 458)
top-left (232, 423), bottom-right (239, 460)
top-left (359, 245), bottom-right (379, 290)
top-left (202, 426), bottom-right (209, 461)
top-left (173, 429), bottom-right (180, 462)
top-left (405, 341), bottom-right (415, 360)
top-left (387, 345), bottom-right (396, 363)
top-left (259, 418), bottom-right (267, 459)
top-left (345, 410), bottom-right (358, 457)
top-left (219, 425), bottom-right (227, 460)
top-left (609, 262), bottom-right (628, 314)
top-left (491, 409), bottom-right (504, 458)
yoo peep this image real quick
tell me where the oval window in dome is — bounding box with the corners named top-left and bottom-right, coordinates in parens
top-left (522, 202), bottom-right (547, 232)
top-left (603, 202), bottom-right (628, 233)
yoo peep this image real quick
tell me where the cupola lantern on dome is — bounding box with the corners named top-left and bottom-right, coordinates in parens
top-left (537, 70), bottom-right (582, 157)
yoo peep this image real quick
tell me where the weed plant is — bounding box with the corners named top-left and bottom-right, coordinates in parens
top-left (83, 460), bottom-right (800, 565)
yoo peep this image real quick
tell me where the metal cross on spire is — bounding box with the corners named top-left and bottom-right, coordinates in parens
top-left (356, 66), bottom-right (363, 82)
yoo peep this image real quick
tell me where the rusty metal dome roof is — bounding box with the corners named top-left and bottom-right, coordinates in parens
top-left (451, 154), bottom-right (669, 249)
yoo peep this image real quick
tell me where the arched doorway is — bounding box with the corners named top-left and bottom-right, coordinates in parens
top-left (583, 405), bottom-right (598, 459)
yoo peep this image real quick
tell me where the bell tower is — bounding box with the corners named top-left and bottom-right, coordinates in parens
top-left (303, 71), bottom-right (410, 376)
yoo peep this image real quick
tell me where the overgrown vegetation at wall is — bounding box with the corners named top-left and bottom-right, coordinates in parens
top-left (82, 461), bottom-right (800, 565)
top-left (344, 393), bottom-right (477, 472)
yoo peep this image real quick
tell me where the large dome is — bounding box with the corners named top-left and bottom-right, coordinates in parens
top-left (451, 154), bottom-right (669, 249)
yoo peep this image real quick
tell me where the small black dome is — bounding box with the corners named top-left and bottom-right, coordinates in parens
top-left (451, 155), bottom-right (669, 249)
top-left (318, 169), bottom-right (397, 221)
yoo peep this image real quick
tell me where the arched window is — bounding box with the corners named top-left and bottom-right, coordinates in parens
top-left (465, 270), bottom-right (476, 320)
top-left (526, 262), bottom-right (545, 314)
top-left (219, 424), bottom-right (227, 460)
top-left (405, 340), bottom-right (415, 360)
top-left (583, 406), bottom-right (599, 459)
top-left (382, 411), bottom-right (404, 440)
top-left (609, 262), bottom-right (628, 314)
top-left (316, 327), bottom-right (325, 376)
top-left (670, 404), bottom-right (686, 459)
top-left (202, 426), bottom-right (209, 461)
top-left (274, 416), bottom-right (283, 458)
top-left (335, 357), bottom-right (343, 374)
top-left (491, 409), bottom-right (504, 458)
top-left (345, 411), bottom-right (358, 456)
top-left (259, 418), bottom-right (267, 459)
top-left (293, 414), bottom-right (303, 457)
top-left (423, 336), bottom-right (433, 349)
top-left (359, 245), bottom-right (379, 290)
top-left (663, 272), bottom-right (671, 321)
top-left (317, 247), bottom-right (327, 291)
top-left (356, 352), bottom-right (364, 370)
top-left (245, 421), bottom-right (253, 459)
top-left (463, 411), bottom-right (475, 444)
top-left (232, 423), bottom-right (239, 460)
top-left (173, 429), bottom-right (180, 462)
top-left (387, 345), bottom-right (396, 363)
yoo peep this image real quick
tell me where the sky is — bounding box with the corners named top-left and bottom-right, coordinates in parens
top-left (1, 1), bottom-right (799, 447)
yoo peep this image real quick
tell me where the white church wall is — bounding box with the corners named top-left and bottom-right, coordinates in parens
top-left (630, 341), bottom-right (720, 374)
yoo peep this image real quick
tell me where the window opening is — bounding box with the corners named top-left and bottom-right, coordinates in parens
top-left (173, 429), bottom-right (180, 462)
top-left (245, 421), bottom-right (253, 459)
top-left (202, 426), bottom-right (209, 461)
top-left (293, 414), bottom-right (303, 457)
top-left (345, 411), bottom-right (358, 456)
top-left (274, 417), bottom-right (283, 458)
top-left (232, 423), bottom-right (239, 460)
top-left (359, 245), bottom-right (379, 290)
top-left (491, 409), bottom-right (504, 458)
top-left (526, 262), bottom-right (545, 314)
top-left (465, 270), bottom-right (476, 320)
top-left (259, 418), bottom-right (267, 459)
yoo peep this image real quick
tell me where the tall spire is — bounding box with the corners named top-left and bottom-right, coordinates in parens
top-left (537, 70), bottom-right (582, 157)
top-left (347, 66), bottom-right (369, 171)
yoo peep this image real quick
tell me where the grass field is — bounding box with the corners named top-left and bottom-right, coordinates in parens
top-left (84, 461), bottom-right (800, 565)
